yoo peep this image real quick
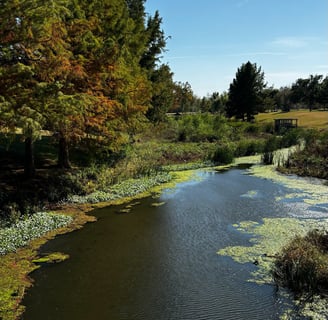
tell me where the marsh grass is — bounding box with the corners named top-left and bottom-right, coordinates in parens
top-left (273, 230), bottom-right (328, 294)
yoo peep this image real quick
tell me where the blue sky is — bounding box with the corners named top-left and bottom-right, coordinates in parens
top-left (145, 0), bottom-right (328, 97)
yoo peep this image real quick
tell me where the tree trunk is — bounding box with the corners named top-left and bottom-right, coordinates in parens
top-left (58, 135), bottom-right (71, 169)
top-left (24, 137), bottom-right (35, 178)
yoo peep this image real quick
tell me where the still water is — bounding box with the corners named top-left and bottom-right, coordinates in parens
top-left (23, 168), bottom-right (297, 319)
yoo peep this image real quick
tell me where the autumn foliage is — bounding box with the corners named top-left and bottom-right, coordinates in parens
top-left (0, 0), bottom-right (172, 175)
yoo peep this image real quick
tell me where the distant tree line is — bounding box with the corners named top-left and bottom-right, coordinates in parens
top-left (174, 62), bottom-right (328, 119)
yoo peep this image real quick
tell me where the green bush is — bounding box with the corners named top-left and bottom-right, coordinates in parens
top-left (263, 135), bottom-right (282, 152)
top-left (212, 144), bottom-right (235, 165)
top-left (280, 128), bottom-right (304, 148)
top-left (273, 230), bottom-right (328, 294)
top-left (234, 139), bottom-right (264, 157)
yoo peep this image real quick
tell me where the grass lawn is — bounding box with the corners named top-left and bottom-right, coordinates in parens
top-left (256, 110), bottom-right (328, 129)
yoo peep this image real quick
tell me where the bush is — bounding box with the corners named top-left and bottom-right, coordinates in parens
top-left (212, 144), bottom-right (235, 165)
top-left (280, 128), bottom-right (304, 148)
top-left (234, 139), bottom-right (264, 157)
top-left (273, 230), bottom-right (328, 294)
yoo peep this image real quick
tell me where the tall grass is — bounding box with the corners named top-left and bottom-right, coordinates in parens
top-left (273, 230), bottom-right (328, 294)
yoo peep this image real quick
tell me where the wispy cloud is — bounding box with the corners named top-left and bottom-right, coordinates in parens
top-left (266, 71), bottom-right (310, 87)
top-left (227, 51), bottom-right (286, 57)
top-left (270, 36), bottom-right (313, 48)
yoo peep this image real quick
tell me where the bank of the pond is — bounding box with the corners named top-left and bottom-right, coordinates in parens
top-left (0, 169), bottom-right (199, 320)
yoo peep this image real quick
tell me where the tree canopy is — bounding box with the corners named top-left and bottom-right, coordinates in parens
top-left (226, 61), bottom-right (266, 121)
top-left (0, 0), bottom-right (172, 175)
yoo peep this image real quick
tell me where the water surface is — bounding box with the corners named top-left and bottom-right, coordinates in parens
top-left (23, 168), bottom-right (298, 319)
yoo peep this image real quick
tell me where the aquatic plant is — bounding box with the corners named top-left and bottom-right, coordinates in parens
top-left (0, 213), bottom-right (72, 255)
top-left (67, 172), bottom-right (173, 204)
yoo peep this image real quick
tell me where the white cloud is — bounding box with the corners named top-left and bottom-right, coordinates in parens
top-left (270, 36), bottom-right (312, 48)
top-left (266, 71), bottom-right (310, 87)
top-left (227, 51), bottom-right (286, 57)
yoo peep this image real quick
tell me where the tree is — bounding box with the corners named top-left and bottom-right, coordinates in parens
top-left (226, 61), bottom-right (266, 121)
top-left (319, 76), bottom-right (328, 109)
top-left (172, 82), bottom-right (194, 113)
top-left (260, 87), bottom-right (279, 112)
top-left (147, 64), bottom-right (174, 122)
top-left (275, 86), bottom-right (293, 111)
top-left (0, 0), bottom-right (152, 173)
top-left (0, 0), bottom-right (52, 176)
top-left (140, 10), bottom-right (167, 71)
top-left (291, 75), bottom-right (323, 111)
top-left (50, 0), bottom-right (150, 162)
top-left (138, 9), bottom-right (174, 123)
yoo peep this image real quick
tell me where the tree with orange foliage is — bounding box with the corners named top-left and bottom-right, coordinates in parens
top-left (1, 0), bottom-right (153, 173)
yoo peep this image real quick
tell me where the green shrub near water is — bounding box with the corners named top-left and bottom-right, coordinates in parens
top-left (212, 144), bottom-right (235, 165)
top-left (234, 139), bottom-right (265, 157)
top-left (273, 230), bottom-right (328, 294)
top-left (279, 129), bottom-right (328, 179)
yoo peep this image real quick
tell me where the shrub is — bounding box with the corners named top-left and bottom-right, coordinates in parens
top-left (212, 144), bottom-right (235, 165)
top-left (280, 128), bottom-right (304, 148)
top-left (234, 139), bottom-right (264, 157)
top-left (273, 230), bottom-right (328, 294)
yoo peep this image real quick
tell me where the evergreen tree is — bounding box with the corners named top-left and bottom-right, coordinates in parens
top-left (319, 76), bottom-right (328, 109)
top-left (139, 10), bottom-right (174, 123)
top-left (0, 0), bottom-right (51, 176)
top-left (291, 75), bottom-right (323, 111)
top-left (147, 64), bottom-right (174, 122)
top-left (140, 10), bottom-right (166, 71)
top-left (226, 61), bottom-right (266, 121)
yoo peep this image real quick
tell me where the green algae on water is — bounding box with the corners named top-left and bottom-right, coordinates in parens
top-left (151, 202), bottom-right (166, 207)
top-left (32, 252), bottom-right (69, 264)
top-left (248, 164), bottom-right (328, 206)
top-left (218, 217), bottom-right (328, 284)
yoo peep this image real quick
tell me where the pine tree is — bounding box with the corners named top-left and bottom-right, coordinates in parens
top-left (226, 61), bottom-right (266, 122)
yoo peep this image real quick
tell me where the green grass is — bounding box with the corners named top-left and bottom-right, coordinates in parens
top-left (256, 110), bottom-right (328, 129)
